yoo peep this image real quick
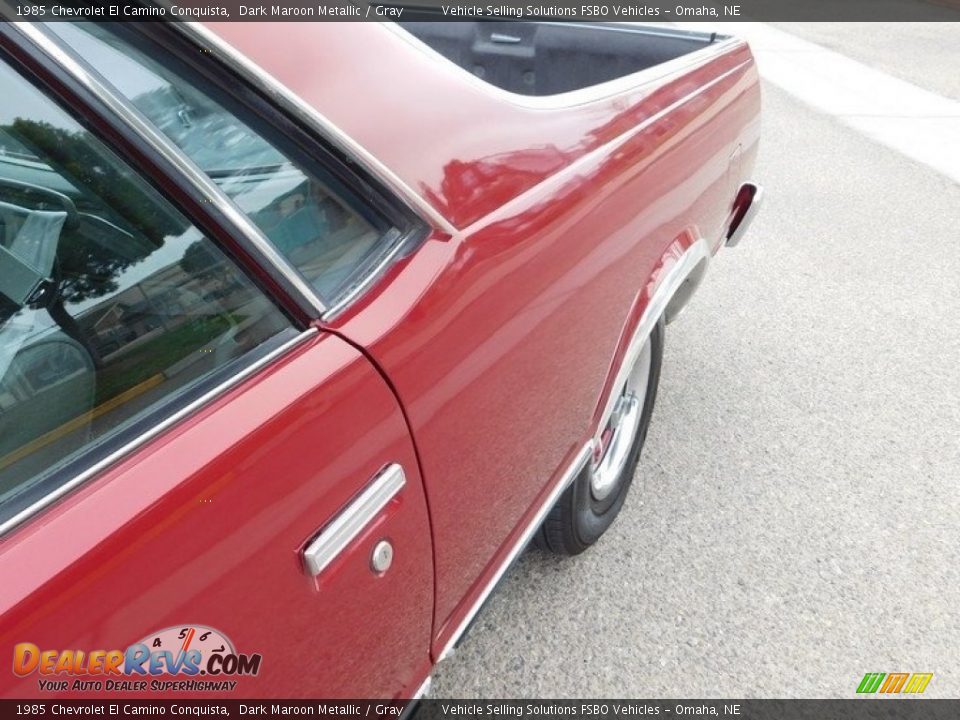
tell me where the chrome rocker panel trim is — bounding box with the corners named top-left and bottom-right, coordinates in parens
top-left (437, 441), bottom-right (595, 661)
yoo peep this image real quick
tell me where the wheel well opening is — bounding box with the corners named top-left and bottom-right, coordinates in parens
top-left (664, 256), bottom-right (708, 323)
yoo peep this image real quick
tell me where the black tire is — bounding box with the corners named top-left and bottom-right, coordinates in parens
top-left (535, 318), bottom-right (664, 555)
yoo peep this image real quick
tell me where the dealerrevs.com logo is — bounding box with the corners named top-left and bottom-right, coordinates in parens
top-left (13, 625), bottom-right (262, 693)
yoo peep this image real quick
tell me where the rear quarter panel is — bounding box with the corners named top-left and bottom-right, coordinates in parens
top-left (207, 21), bottom-right (760, 657)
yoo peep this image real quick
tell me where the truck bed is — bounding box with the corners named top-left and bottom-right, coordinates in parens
top-left (398, 22), bottom-right (722, 96)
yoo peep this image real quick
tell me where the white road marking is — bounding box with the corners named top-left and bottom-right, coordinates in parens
top-left (682, 22), bottom-right (960, 185)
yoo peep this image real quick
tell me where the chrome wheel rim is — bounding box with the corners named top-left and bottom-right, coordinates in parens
top-left (590, 336), bottom-right (652, 502)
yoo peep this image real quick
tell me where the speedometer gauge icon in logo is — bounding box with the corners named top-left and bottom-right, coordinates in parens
top-left (141, 625), bottom-right (235, 661)
top-left (131, 624), bottom-right (262, 678)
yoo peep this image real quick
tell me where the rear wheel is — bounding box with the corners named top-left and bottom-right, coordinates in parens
top-left (536, 318), bottom-right (664, 555)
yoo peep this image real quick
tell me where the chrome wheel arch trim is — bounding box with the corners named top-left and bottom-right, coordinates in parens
top-left (590, 336), bottom-right (652, 502)
top-left (593, 237), bottom-right (711, 461)
top-left (436, 238), bottom-right (713, 661)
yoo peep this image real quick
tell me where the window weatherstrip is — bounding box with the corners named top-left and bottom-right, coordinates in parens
top-left (0, 329), bottom-right (319, 538)
top-left (321, 227), bottom-right (407, 321)
top-left (173, 21), bottom-right (457, 238)
top-left (9, 20), bottom-right (328, 318)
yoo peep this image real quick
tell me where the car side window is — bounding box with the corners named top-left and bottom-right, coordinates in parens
top-left (51, 23), bottom-right (392, 307)
top-left (0, 54), bottom-right (297, 525)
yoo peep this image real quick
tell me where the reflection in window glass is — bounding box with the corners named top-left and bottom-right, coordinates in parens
top-left (52, 23), bottom-right (388, 305)
top-left (0, 55), bottom-right (296, 522)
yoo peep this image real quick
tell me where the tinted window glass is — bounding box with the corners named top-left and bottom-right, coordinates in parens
top-left (52, 23), bottom-right (390, 306)
top-left (0, 54), bottom-right (296, 523)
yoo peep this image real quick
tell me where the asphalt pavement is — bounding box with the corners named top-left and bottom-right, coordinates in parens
top-left (430, 23), bottom-right (960, 698)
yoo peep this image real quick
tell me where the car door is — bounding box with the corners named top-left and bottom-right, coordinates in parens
top-left (0, 27), bottom-right (432, 699)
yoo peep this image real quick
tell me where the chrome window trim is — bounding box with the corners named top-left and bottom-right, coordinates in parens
top-left (437, 441), bottom-right (594, 661)
top-left (0, 329), bottom-right (319, 538)
top-left (12, 20), bottom-right (328, 318)
top-left (174, 21), bottom-right (458, 238)
top-left (301, 463), bottom-right (407, 577)
top-left (321, 227), bottom-right (410, 322)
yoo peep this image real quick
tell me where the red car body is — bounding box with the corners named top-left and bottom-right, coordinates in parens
top-left (0, 21), bottom-right (760, 699)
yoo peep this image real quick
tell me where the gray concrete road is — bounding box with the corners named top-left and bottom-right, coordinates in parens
top-left (430, 24), bottom-right (960, 698)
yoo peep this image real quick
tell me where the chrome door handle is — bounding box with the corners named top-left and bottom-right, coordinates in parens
top-left (302, 464), bottom-right (406, 577)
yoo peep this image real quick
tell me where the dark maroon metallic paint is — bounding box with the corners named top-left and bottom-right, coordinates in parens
top-left (0, 22), bottom-right (760, 698)
top-left (0, 334), bottom-right (434, 697)
top-left (209, 23), bottom-right (759, 654)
